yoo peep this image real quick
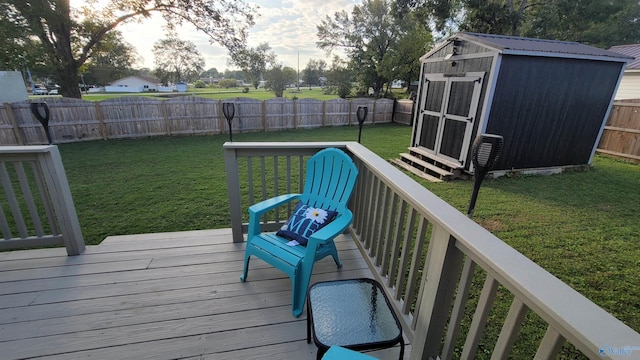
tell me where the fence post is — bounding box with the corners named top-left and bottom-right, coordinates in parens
top-left (161, 100), bottom-right (171, 135)
top-left (93, 101), bottom-right (107, 140)
top-left (322, 100), bottom-right (327, 127)
top-left (4, 102), bottom-right (24, 145)
top-left (262, 100), bottom-right (267, 132)
top-left (293, 99), bottom-right (298, 129)
top-left (372, 99), bottom-right (377, 124)
top-left (224, 145), bottom-right (245, 243)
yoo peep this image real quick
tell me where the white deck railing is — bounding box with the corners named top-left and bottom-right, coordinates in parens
top-left (0, 145), bottom-right (84, 255)
top-left (224, 141), bottom-right (640, 360)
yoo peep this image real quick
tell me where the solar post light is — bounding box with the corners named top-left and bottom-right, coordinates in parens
top-left (356, 105), bottom-right (368, 143)
top-left (222, 102), bottom-right (235, 142)
top-left (467, 134), bottom-right (504, 218)
top-left (30, 102), bottom-right (52, 144)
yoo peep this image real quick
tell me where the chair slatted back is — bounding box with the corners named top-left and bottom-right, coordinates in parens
top-left (300, 148), bottom-right (358, 212)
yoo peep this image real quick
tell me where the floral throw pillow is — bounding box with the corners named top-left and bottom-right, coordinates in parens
top-left (276, 202), bottom-right (338, 246)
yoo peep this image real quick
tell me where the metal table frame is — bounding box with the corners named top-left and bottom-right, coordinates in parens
top-left (306, 278), bottom-right (405, 360)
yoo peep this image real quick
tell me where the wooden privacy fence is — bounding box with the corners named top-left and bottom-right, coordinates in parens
top-left (0, 96), bottom-right (396, 145)
top-left (597, 99), bottom-right (640, 162)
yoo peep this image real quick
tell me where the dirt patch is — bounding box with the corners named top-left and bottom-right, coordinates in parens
top-left (476, 218), bottom-right (507, 232)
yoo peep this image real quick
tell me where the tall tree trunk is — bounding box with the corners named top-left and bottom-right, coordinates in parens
top-left (56, 65), bottom-right (82, 98)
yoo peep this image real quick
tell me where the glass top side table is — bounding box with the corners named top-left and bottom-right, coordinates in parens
top-left (306, 278), bottom-right (405, 360)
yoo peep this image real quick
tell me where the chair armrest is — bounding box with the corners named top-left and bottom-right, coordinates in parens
top-left (248, 193), bottom-right (301, 218)
top-left (307, 209), bottom-right (353, 247)
top-left (247, 194), bottom-right (301, 238)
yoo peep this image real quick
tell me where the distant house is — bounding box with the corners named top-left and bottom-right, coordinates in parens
top-left (609, 44), bottom-right (640, 100)
top-left (105, 76), bottom-right (161, 93)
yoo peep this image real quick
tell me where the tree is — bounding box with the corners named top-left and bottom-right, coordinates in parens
top-left (303, 59), bottom-right (327, 88)
top-left (152, 35), bottom-right (205, 84)
top-left (82, 30), bottom-right (138, 85)
top-left (201, 67), bottom-right (221, 79)
top-left (264, 65), bottom-right (296, 97)
top-left (317, 0), bottom-right (403, 96)
top-left (410, 0), bottom-right (640, 48)
top-left (324, 56), bottom-right (353, 99)
top-left (0, 0), bottom-right (255, 98)
top-left (229, 43), bottom-right (276, 89)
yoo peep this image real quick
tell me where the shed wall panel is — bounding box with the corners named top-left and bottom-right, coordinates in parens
top-left (486, 56), bottom-right (623, 170)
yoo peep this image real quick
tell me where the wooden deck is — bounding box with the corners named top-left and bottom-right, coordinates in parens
top-left (0, 229), bottom-right (409, 360)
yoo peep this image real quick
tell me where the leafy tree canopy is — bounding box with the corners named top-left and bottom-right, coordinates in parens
top-left (152, 33), bottom-right (205, 84)
top-left (408, 0), bottom-right (640, 48)
top-left (229, 42), bottom-right (276, 89)
top-left (0, 0), bottom-right (256, 98)
top-left (317, 0), bottom-right (431, 96)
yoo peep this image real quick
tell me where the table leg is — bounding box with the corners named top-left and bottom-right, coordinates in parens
top-left (307, 298), bottom-right (311, 344)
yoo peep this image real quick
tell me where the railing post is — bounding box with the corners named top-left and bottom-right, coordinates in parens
top-left (411, 225), bottom-right (464, 360)
top-left (39, 146), bottom-right (85, 255)
top-left (224, 145), bottom-right (244, 243)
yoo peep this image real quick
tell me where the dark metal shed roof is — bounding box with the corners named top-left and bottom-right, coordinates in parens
top-left (608, 44), bottom-right (640, 69)
top-left (454, 32), bottom-right (633, 62)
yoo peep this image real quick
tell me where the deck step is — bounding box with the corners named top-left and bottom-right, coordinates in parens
top-left (390, 159), bottom-right (443, 183)
top-left (392, 147), bottom-right (465, 182)
top-left (399, 153), bottom-right (454, 178)
top-left (408, 147), bottom-right (463, 170)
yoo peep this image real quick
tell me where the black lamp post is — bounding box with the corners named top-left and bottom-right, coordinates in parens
top-left (30, 102), bottom-right (52, 144)
top-left (467, 134), bottom-right (504, 218)
top-left (356, 105), bottom-right (368, 143)
top-left (222, 102), bottom-right (235, 142)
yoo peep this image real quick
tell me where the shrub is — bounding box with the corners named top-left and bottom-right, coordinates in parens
top-left (194, 80), bottom-right (206, 88)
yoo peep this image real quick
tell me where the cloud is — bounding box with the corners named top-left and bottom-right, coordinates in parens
top-left (113, 0), bottom-right (358, 72)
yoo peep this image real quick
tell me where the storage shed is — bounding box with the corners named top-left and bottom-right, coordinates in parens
top-left (397, 32), bottom-right (632, 181)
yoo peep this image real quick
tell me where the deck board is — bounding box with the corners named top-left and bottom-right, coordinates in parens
top-left (0, 230), bottom-right (407, 359)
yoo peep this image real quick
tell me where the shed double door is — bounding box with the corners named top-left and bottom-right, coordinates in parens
top-left (415, 72), bottom-right (484, 165)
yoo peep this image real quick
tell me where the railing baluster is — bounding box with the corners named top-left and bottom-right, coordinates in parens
top-left (395, 207), bottom-right (416, 301)
top-left (403, 217), bottom-right (428, 314)
top-left (388, 200), bottom-right (407, 289)
top-left (273, 156), bottom-right (279, 221)
top-left (533, 327), bottom-right (564, 360)
top-left (361, 167), bottom-right (375, 249)
top-left (491, 298), bottom-right (529, 360)
top-left (460, 274), bottom-right (500, 360)
top-left (368, 177), bottom-right (383, 256)
top-left (247, 156), bottom-right (254, 205)
top-left (440, 257), bottom-right (477, 360)
top-left (381, 192), bottom-right (399, 275)
top-left (14, 162), bottom-right (45, 237)
top-left (31, 161), bottom-right (58, 235)
top-left (0, 162), bottom-right (28, 238)
top-left (374, 184), bottom-right (391, 266)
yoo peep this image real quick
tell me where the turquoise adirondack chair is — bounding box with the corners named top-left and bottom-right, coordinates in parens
top-left (240, 148), bottom-right (359, 317)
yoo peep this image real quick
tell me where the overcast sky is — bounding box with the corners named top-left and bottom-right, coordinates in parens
top-left (113, 0), bottom-right (359, 73)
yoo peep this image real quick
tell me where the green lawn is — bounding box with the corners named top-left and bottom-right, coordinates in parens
top-left (57, 123), bottom-right (640, 350)
top-left (80, 87), bottom-right (339, 102)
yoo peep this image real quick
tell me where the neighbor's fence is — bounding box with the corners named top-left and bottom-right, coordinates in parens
top-left (0, 96), bottom-right (396, 145)
top-left (224, 141), bottom-right (640, 360)
top-left (597, 99), bottom-right (640, 162)
top-left (0, 145), bottom-right (84, 255)
top-left (394, 99), bottom-right (415, 126)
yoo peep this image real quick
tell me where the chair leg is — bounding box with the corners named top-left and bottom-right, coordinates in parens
top-left (240, 254), bottom-right (251, 282)
top-left (328, 242), bottom-right (342, 268)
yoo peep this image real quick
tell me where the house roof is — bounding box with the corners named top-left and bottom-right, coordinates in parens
top-left (425, 32), bottom-right (633, 63)
top-left (110, 75), bottom-right (160, 85)
top-left (608, 44), bottom-right (640, 69)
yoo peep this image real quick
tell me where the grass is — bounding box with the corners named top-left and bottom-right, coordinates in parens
top-left (79, 87), bottom-right (340, 102)
top-left (57, 123), bottom-right (640, 355)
